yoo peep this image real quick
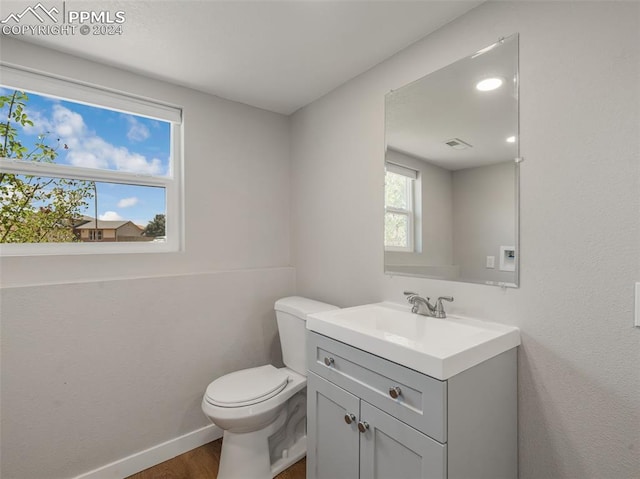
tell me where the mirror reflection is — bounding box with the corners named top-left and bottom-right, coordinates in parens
top-left (384, 34), bottom-right (519, 287)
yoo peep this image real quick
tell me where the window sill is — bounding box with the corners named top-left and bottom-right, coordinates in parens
top-left (0, 240), bottom-right (180, 256)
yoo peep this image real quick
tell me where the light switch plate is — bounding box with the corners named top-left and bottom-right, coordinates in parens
top-left (635, 283), bottom-right (640, 327)
top-left (486, 256), bottom-right (495, 268)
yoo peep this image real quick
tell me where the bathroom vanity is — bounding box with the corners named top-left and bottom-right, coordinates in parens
top-left (305, 303), bottom-right (520, 479)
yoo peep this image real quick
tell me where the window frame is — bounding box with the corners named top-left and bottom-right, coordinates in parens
top-left (0, 64), bottom-right (183, 256)
top-left (384, 163), bottom-right (416, 253)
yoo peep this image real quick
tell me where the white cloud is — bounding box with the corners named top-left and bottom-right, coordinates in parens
top-left (111, 148), bottom-right (163, 175)
top-left (28, 105), bottom-right (166, 175)
top-left (21, 108), bottom-right (53, 136)
top-left (52, 105), bottom-right (86, 139)
top-left (117, 197), bottom-right (139, 208)
top-left (126, 116), bottom-right (150, 142)
top-left (99, 211), bottom-right (124, 221)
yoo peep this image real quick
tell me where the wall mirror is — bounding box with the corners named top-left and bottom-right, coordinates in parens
top-left (384, 34), bottom-right (519, 287)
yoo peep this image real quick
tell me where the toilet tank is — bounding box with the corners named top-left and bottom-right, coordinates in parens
top-left (274, 296), bottom-right (338, 375)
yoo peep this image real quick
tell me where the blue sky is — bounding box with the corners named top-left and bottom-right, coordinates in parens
top-left (0, 87), bottom-right (169, 226)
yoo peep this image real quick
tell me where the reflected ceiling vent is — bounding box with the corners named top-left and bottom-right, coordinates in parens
top-left (444, 138), bottom-right (473, 150)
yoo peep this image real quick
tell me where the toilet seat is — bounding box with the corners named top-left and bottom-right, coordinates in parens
top-left (205, 365), bottom-right (289, 408)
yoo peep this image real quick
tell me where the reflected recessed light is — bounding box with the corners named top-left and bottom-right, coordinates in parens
top-left (476, 78), bottom-right (503, 91)
top-left (506, 136), bottom-right (517, 143)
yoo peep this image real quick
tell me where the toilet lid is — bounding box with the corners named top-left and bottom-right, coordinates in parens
top-left (205, 365), bottom-right (289, 408)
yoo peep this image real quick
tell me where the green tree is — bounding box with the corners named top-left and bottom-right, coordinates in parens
top-left (0, 90), bottom-right (94, 243)
top-left (143, 214), bottom-right (165, 237)
top-left (384, 170), bottom-right (410, 248)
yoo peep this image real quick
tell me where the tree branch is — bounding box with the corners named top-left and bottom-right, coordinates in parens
top-left (2, 91), bottom-right (17, 156)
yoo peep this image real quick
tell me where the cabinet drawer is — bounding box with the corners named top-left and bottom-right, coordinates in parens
top-left (308, 331), bottom-right (447, 443)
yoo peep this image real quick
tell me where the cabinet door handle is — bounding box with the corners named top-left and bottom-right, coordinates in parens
top-left (323, 357), bottom-right (335, 367)
top-left (344, 413), bottom-right (356, 424)
top-left (357, 421), bottom-right (369, 433)
top-left (388, 386), bottom-right (402, 399)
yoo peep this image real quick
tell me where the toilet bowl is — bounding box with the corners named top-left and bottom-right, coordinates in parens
top-left (202, 365), bottom-right (306, 433)
top-left (201, 296), bottom-right (338, 479)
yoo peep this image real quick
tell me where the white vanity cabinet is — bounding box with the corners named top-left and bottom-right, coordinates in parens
top-left (308, 372), bottom-right (446, 479)
top-left (306, 331), bottom-right (517, 479)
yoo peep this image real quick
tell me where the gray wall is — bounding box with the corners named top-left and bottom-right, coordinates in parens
top-left (452, 161), bottom-right (515, 284)
top-left (0, 39), bottom-right (295, 478)
top-left (291, 2), bottom-right (640, 478)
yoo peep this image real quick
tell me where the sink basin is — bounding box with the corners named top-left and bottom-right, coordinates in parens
top-left (306, 302), bottom-right (520, 380)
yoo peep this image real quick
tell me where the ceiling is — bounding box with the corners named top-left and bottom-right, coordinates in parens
top-left (386, 35), bottom-right (518, 170)
top-left (0, 0), bottom-right (482, 115)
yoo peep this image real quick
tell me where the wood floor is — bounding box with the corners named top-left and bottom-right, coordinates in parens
top-left (126, 439), bottom-right (306, 479)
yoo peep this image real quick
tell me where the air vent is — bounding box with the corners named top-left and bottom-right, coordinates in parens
top-left (444, 138), bottom-right (473, 150)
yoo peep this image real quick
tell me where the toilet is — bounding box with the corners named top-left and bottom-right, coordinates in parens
top-left (201, 296), bottom-right (338, 479)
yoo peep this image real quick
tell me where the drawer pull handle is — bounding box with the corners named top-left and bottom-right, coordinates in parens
top-left (324, 357), bottom-right (335, 367)
top-left (388, 386), bottom-right (402, 399)
top-left (344, 413), bottom-right (356, 425)
top-left (357, 421), bottom-right (369, 433)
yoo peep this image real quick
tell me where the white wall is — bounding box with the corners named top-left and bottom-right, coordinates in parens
top-left (0, 39), bottom-right (295, 478)
top-left (0, 38), bottom-right (292, 287)
top-left (452, 161), bottom-right (515, 284)
top-left (291, 2), bottom-right (640, 478)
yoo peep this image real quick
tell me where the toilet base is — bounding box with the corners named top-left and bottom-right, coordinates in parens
top-left (217, 408), bottom-right (285, 479)
top-left (269, 389), bottom-right (307, 476)
top-left (270, 435), bottom-right (306, 477)
top-left (217, 406), bottom-right (307, 479)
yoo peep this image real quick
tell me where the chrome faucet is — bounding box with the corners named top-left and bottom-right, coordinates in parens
top-left (404, 292), bottom-right (436, 316)
top-left (404, 291), bottom-right (454, 318)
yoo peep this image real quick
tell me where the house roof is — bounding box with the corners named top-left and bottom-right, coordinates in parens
top-left (72, 215), bottom-right (95, 226)
top-left (75, 220), bottom-right (142, 231)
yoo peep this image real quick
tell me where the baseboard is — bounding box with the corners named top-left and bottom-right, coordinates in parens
top-left (73, 424), bottom-right (223, 479)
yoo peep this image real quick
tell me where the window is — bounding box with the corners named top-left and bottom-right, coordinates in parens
top-left (88, 230), bottom-right (103, 241)
top-left (384, 163), bottom-right (417, 252)
top-left (0, 65), bottom-right (182, 255)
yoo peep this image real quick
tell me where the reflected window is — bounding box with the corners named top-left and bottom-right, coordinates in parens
top-left (384, 163), bottom-right (417, 252)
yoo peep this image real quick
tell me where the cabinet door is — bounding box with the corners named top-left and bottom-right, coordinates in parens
top-left (307, 372), bottom-right (360, 479)
top-left (360, 401), bottom-right (446, 479)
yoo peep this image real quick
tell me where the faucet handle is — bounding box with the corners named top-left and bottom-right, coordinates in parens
top-left (404, 291), bottom-right (431, 305)
top-left (404, 291), bottom-right (431, 300)
top-left (435, 296), bottom-right (454, 318)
